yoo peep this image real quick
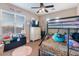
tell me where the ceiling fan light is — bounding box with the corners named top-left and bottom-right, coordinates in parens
top-left (39, 10), bottom-right (42, 13)
top-left (41, 8), bottom-right (45, 11)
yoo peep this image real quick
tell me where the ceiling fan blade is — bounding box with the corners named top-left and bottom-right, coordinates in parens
top-left (37, 10), bottom-right (39, 13)
top-left (40, 3), bottom-right (44, 7)
top-left (45, 5), bottom-right (54, 8)
top-left (44, 9), bottom-right (48, 13)
top-left (31, 7), bottom-right (40, 9)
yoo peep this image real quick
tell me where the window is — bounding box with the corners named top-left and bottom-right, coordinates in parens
top-left (0, 10), bottom-right (25, 35)
top-left (15, 15), bottom-right (24, 34)
top-left (1, 11), bottom-right (15, 35)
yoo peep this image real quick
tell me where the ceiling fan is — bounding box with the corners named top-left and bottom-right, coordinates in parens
top-left (31, 3), bottom-right (54, 13)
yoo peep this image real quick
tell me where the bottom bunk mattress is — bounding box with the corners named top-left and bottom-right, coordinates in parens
top-left (40, 39), bottom-right (79, 56)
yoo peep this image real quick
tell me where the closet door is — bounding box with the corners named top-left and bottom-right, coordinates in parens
top-left (1, 11), bottom-right (15, 35)
top-left (15, 15), bottom-right (25, 34)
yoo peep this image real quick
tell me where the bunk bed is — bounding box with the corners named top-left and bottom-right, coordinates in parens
top-left (39, 16), bottom-right (79, 56)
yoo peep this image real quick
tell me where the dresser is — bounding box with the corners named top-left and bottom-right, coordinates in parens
top-left (30, 27), bottom-right (41, 41)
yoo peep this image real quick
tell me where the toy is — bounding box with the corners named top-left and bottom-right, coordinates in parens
top-left (68, 40), bottom-right (74, 47)
top-left (3, 35), bottom-right (10, 39)
top-left (64, 34), bottom-right (72, 41)
top-left (67, 40), bottom-right (79, 47)
top-left (73, 41), bottom-right (79, 47)
top-left (48, 35), bottom-right (52, 39)
top-left (48, 38), bottom-right (52, 42)
top-left (52, 33), bottom-right (65, 42)
top-left (3, 35), bottom-right (11, 44)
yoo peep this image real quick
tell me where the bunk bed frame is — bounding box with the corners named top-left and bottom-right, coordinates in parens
top-left (39, 16), bottom-right (79, 56)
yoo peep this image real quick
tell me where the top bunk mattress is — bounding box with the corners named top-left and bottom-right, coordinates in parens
top-left (48, 16), bottom-right (79, 28)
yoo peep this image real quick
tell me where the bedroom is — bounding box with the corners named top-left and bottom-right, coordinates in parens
top-left (0, 3), bottom-right (79, 56)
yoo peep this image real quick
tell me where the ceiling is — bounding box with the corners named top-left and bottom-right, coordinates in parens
top-left (12, 3), bottom-right (78, 15)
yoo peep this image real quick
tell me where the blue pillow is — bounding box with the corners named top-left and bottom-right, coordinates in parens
top-left (68, 40), bottom-right (74, 47)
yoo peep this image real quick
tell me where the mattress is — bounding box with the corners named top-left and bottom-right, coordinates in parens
top-left (40, 39), bottom-right (79, 56)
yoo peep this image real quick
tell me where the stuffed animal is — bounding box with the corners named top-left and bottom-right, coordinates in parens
top-left (3, 35), bottom-right (10, 39)
top-left (52, 33), bottom-right (65, 42)
top-left (64, 34), bottom-right (72, 41)
top-left (64, 34), bottom-right (79, 47)
top-left (67, 39), bottom-right (79, 47)
top-left (48, 35), bottom-right (52, 39)
top-left (73, 41), bottom-right (79, 47)
top-left (68, 40), bottom-right (74, 47)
